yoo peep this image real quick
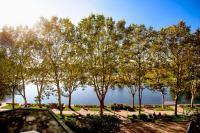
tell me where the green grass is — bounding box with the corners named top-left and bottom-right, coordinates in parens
top-left (89, 106), bottom-right (111, 111)
top-left (89, 107), bottom-right (100, 111)
top-left (157, 115), bottom-right (190, 122)
top-left (29, 105), bottom-right (47, 108)
top-left (182, 106), bottom-right (200, 114)
top-left (2, 105), bottom-right (21, 109)
top-left (2, 104), bottom-right (47, 109)
top-left (169, 115), bottom-right (190, 122)
top-left (63, 106), bottom-right (81, 111)
top-left (154, 106), bottom-right (174, 111)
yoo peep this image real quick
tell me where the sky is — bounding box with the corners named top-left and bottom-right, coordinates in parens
top-left (0, 0), bottom-right (199, 31)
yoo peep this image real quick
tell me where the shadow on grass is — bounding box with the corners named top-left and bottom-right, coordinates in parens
top-left (104, 107), bottom-right (129, 120)
top-left (68, 107), bottom-right (83, 116)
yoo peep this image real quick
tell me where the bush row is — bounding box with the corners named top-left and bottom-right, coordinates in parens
top-left (128, 113), bottom-right (190, 122)
top-left (111, 104), bottom-right (133, 111)
top-left (65, 114), bottom-right (120, 133)
top-left (74, 104), bottom-right (99, 108)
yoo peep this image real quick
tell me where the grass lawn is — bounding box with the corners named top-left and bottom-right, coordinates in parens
top-left (29, 105), bottom-right (47, 109)
top-left (89, 106), bottom-right (111, 111)
top-left (2, 105), bottom-right (21, 109)
top-left (63, 106), bottom-right (81, 111)
top-left (183, 106), bottom-right (200, 113)
top-left (2, 105), bottom-right (47, 109)
top-left (154, 106), bottom-right (174, 111)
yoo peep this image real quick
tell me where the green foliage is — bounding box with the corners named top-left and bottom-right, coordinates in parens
top-left (190, 113), bottom-right (200, 128)
top-left (128, 114), bottom-right (152, 122)
top-left (64, 115), bottom-right (120, 133)
top-left (154, 106), bottom-right (174, 111)
top-left (128, 114), bottom-right (189, 122)
top-left (2, 105), bottom-right (21, 109)
top-left (111, 104), bottom-right (133, 111)
top-left (138, 114), bottom-right (149, 121)
top-left (0, 15), bottom-right (200, 118)
top-left (63, 106), bottom-right (81, 111)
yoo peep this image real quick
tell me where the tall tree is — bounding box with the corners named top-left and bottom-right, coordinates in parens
top-left (162, 21), bottom-right (191, 116)
top-left (146, 31), bottom-right (169, 108)
top-left (63, 62), bottom-right (85, 108)
top-left (60, 23), bottom-right (86, 109)
top-left (0, 48), bottom-right (12, 101)
top-left (124, 24), bottom-right (152, 115)
top-left (5, 26), bottom-right (34, 107)
top-left (77, 15), bottom-right (118, 116)
top-left (186, 29), bottom-right (200, 108)
top-left (116, 20), bottom-right (138, 110)
top-left (30, 47), bottom-right (49, 108)
top-left (37, 16), bottom-right (74, 116)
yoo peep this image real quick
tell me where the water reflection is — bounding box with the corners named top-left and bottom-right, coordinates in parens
top-left (5, 84), bottom-right (177, 105)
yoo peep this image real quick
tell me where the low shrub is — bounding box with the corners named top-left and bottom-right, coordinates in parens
top-left (65, 115), bottom-right (120, 133)
top-left (190, 113), bottom-right (200, 128)
top-left (139, 114), bottom-right (149, 122)
top-left (111, 104), bottom-right (133, 111)
top-left (74, 104), bottom-right (99, 108)
top-left (48, 103), bottom-right (65, 110)
top-left (154, 106), bottom-right (173, 111)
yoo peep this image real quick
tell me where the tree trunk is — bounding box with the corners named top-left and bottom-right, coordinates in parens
top-left (12, 85), bottom-right (15, 109)
top-left (68, 93), bottom-right (72, 109)
top-left (161, 92), bottom-right (165, 109)
top-left (132, 93), bottom-right (135, 111)
top-left (138, 87), bottom-right (142, 116)
top-left (138, 56), bottom-right (142, 116)
top-left (174, 95), bottom-right (178, 116)
top-left (23, 96), bottom-right (27, 107)
top-left (191, 92), bottom-right (194, 108)
top-left (22, 79), bottom-right (27, 107)
top-left (38, 96), bottom-right (42, 108)
top-left (100, 99), bottom-right (104, 116)
top-left (57, 81), bottom-right (63, 117)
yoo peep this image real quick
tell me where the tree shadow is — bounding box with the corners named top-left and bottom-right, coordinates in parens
top-left (104, 107), bottom-right (129, 120)
top-left (68, 107), bottom-right (83, 117)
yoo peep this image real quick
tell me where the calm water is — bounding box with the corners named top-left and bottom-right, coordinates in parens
top-left (5, 84), bottom-right (177, 105)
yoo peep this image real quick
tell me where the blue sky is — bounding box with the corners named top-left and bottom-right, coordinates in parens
top-left (0, 0), bottom-right (199, 31)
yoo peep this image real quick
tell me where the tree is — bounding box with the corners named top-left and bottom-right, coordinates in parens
top-left (77, 15), bottom-right (118, 116)
top-left (37, 16), bottom-right (75, 116)
top-left (60, 24), bottom-right (86, 109)
top-left (10, 26), bottom-right (35, 107)
top-left (118, 62), bottom-right (137, 110)
top-left (0, 48), bottom-right (12, 101)
top-left (0, 27), bottom-right (23, 108)
top-left (146, 31), bottom-right (169, 108)
top-left (162, 21), bottom-right (191, 116)
top-left (124, 24), bottom-right (152, 115)
top-left (186, 29), bottom-right (200, 108)
top-left (28, 32), bottom-right (52, 108)
top-left (63, 62), bottom-right (85, 108)
top-left (116, 20), bottom-right (138, 110)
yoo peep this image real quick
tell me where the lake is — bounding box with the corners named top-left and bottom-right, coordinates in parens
top-left (5, 84), bottom-right (197, 105)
